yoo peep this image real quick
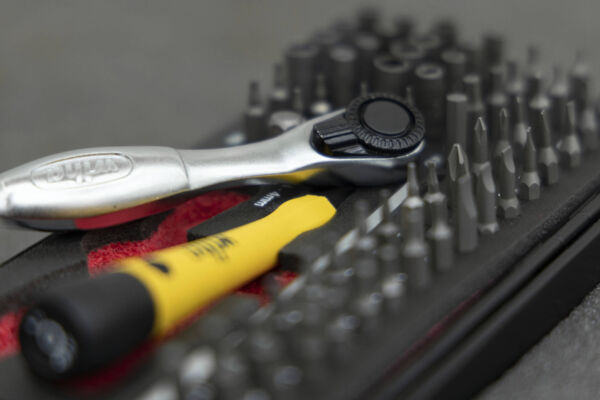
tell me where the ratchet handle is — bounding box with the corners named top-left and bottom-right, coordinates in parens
top-left (0, 147), bottom-right (192, 230)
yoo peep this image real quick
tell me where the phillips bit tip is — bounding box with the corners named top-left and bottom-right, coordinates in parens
top-left (557, 101), bottom-right (583, 169)
top-left (448, 143), bottom-right (470, 179)
top-left (472, 117), bottom-right (489, 177)
top-left (448, 144), bottom-right (479, 252)
top-left (492, 108), bottom-right (511, 172)
top-left (537, 110), bottom-right (560, 185)
top-left (475, 162), bottom-right (499, 235)
top-left (519, 128), bottom-right (541, 201)
top-left (497, 146), bottom-right (520, 219)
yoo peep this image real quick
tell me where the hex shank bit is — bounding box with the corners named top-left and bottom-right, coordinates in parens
top-left (448, 144), bottom-right (478, 253)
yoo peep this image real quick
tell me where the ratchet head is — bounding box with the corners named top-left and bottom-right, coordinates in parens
top-left (308, 92), bottom-right (426, 185)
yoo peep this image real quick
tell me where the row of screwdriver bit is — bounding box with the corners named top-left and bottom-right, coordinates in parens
top-left (135, 8), bottom-right (600, 400)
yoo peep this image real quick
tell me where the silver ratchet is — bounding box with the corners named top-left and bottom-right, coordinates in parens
top-left (0, 93), bottom-right (425, 230)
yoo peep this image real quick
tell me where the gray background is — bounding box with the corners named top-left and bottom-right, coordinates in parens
top-left (0, 1), bottom-right (598, 398)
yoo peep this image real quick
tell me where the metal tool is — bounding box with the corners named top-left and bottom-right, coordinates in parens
top-left (0, 93), bottom-right (425, 230)
top-left (518, 129), bottom-right (541, 201)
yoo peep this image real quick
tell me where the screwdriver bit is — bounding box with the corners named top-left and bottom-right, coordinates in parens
top-left (374, 20), bottom-right (399, 52)
top-left (525, 45), bottom-right (543, 101)
top-left (434, 18), bottom-right (458, 48)
top-left (464, 74), bottom-right (486, 151)
top-left (357, 7), bottom-right (379, 33)
top-left (375, 189), bottom-right (401, 245)
top-left (492, 108), bottom-right (511, 173)
top-left (486, 67), bottom-right (507, 142)
top-left (506, 60), bottom-right (525, 99)
top-left (497, 146), bottom-right (520, 219)
top-left (309, 74), bottom-right (332, 117)
top-left (405, 85), bottom-right (416, 107)
top-left (329, 44), bottom-right (358, 108)
top-left (410, 32), bottom-right (443, 60)
top-left (372, 55), bottom-right (410, 95)
top-left (270, 63), bottom-right (290, 113)
top-left (415, 63), bottom-right (446, 140)
top-left (311, 28), bottom-right (342, 68)
top-left (509, 95), bottom-right (528, 159)
top-left (461, 39), bottom-right (483, 75)
top-left (378, 243), bottom-right (406, 313)
top-left (537, 110), bottom-right (560, 185)
top-left (446, 93), bottom-right (468, 153)
top-left (472, 117), bottom-right (489, 178)
top-left (519, 128), bottom-right (541, 201)
top-left (352, 199), bottom-right (378, 256)
top-left (395, 16), bottom-right (415, 41)
top-left (291, 87), bottom-right (304, 116)
top-left (472, 119), bottom-right (499, 234)
top-left (570, 50), bottom-right (591, 113)
top-left (579, 93), bottom-right (599, 151)
top-left (326, 312), bottom-right (360, 363)
top-left (390, 41), bottom-right (426, 68)
top-left (448, 144), bottom-right (478, 253)
top-left (482, 33), bottom-right (505, 70)
top-left (400, 163), bottom-right (431, 290)
top-left (557, 102), bottom-right (583, 169)
top-left (359, 81), bottom-right (369, 97)
top-left (441, 48), bottom-right (467, 93)
top-left (244, 81), bottom-right (268, 142)
top-left (354, 32), bottom-right (381, 86)
top-left (423, 161), bottom-right (447, 226)
top-left (215, 348), bottom-right (252, 400)
top-left (426, 195), bottom-right (454, 271)
top-left (549, 66), bottom-right (569, 135)
top-left (527, 74), bottom-right (550, 138)
top-left (286, 43), bottom-right (319, 111)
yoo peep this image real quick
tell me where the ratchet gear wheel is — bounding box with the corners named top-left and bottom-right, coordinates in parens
top-left (312, 93), bottom-right (425, 156)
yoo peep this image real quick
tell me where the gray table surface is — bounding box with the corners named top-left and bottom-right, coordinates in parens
top-left (0, 1), bottom-right (598, 398)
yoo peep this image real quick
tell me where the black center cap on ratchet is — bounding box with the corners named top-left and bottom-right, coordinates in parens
top-left (361, 99), bottom-right (412, 136)
top-left (312, 93), bottom-right (425, 156)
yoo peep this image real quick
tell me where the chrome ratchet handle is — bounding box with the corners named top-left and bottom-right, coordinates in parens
top-left (0, 93), bottom-right (425, 231)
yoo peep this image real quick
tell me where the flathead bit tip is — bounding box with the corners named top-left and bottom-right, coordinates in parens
top-left (499, 108), bottom-right (509, 139)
